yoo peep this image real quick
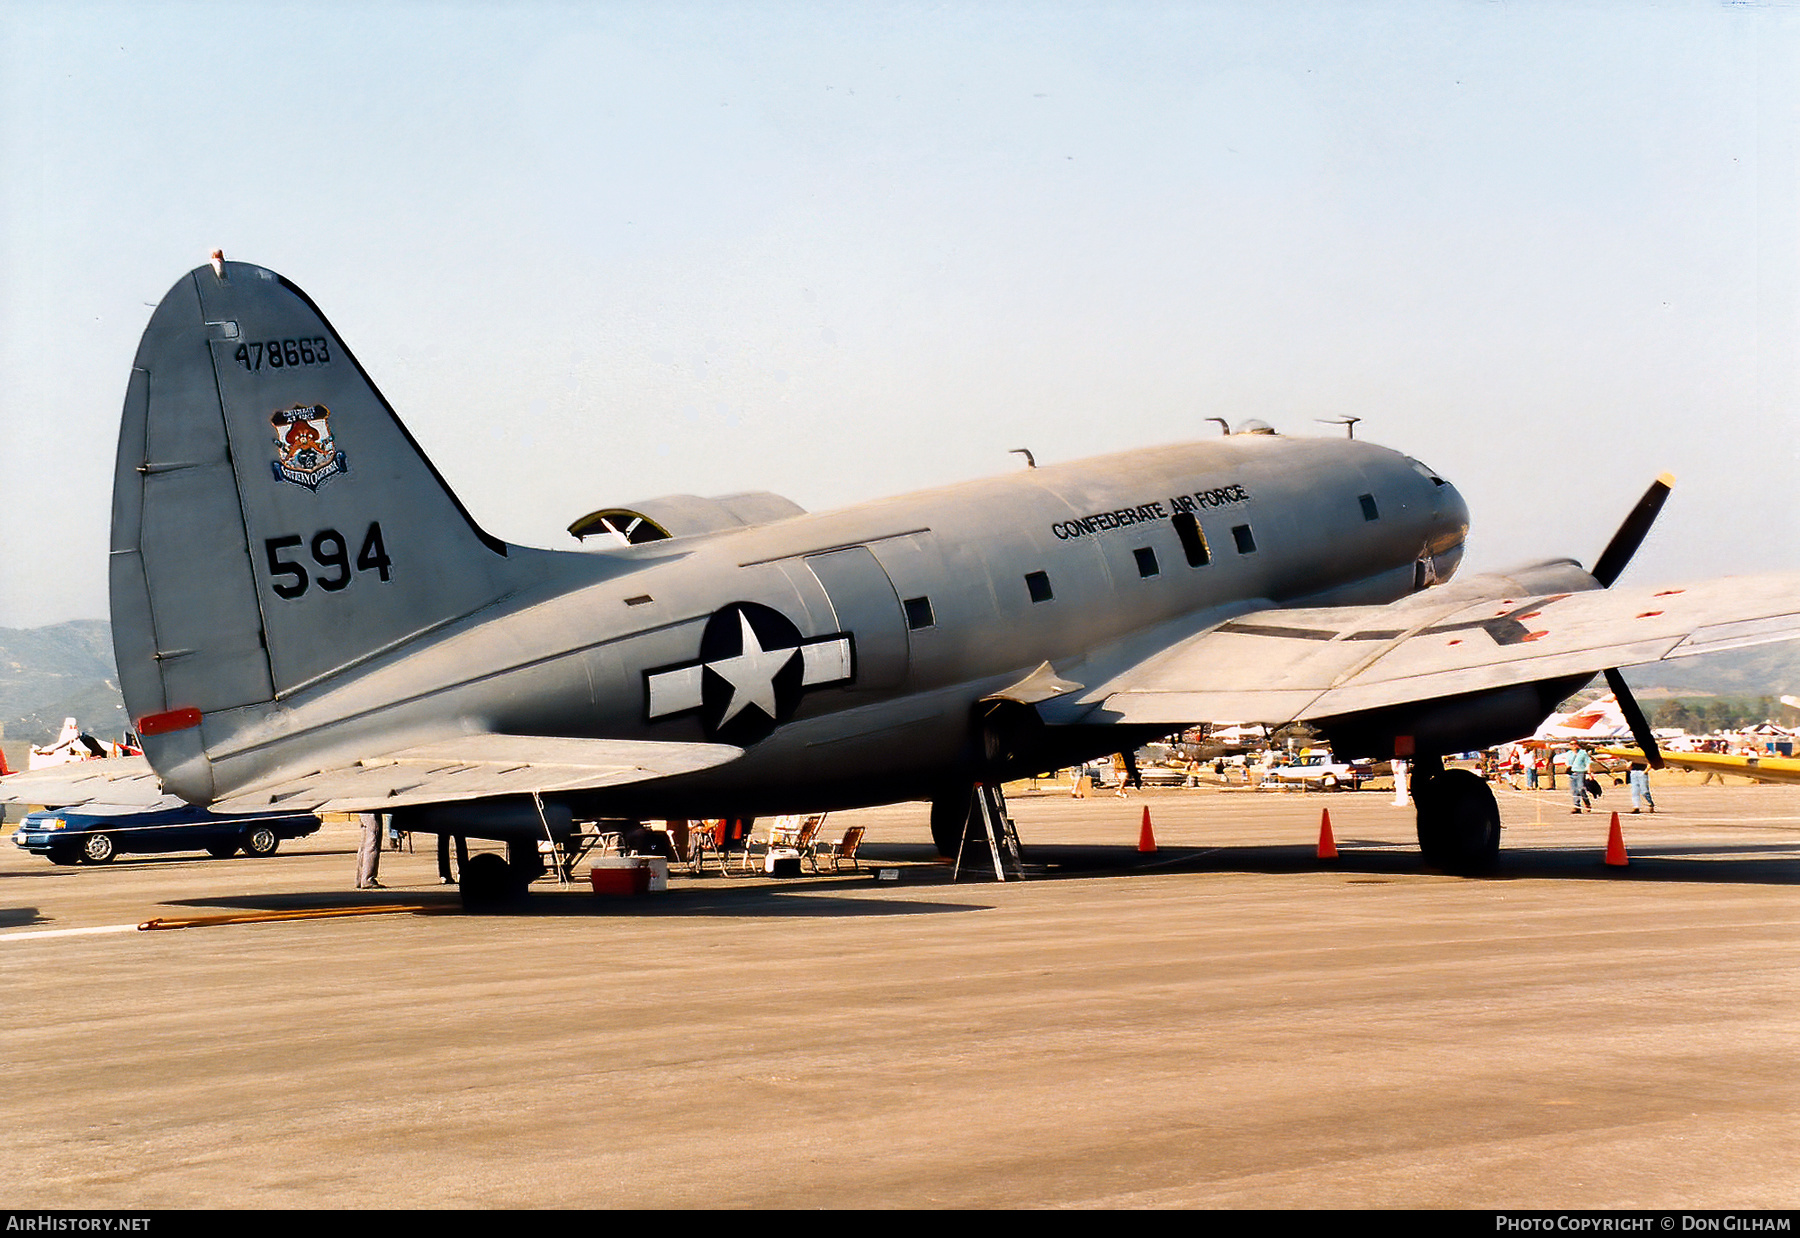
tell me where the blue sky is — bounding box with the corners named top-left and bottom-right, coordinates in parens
top-left (2, 1), bottom-right (1795, 628)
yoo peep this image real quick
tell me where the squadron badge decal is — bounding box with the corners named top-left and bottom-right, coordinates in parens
top-left (270, 404), bottom-right (347, 491)
top-left (644, 602), bottom-right (855, 746)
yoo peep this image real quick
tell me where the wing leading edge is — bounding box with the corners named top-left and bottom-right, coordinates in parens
top-left (1073, 571), bottom-right (1800, 733)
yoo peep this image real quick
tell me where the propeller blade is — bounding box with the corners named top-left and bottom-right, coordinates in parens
top-left (1590, 473), bottom-right (1675, 588)
top-left (1603, 668), bottom-right (1663, 770)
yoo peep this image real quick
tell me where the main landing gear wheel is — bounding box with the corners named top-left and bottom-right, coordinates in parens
top-left (930, 790), bottom-right (974, 859)
top-left (81, 832), bottom-right (116, 864)
top-left (1414, 767), bottom-right (1501, 875)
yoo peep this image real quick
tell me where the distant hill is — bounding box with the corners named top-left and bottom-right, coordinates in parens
top-left (0, 621), bottom-right (129, 745)
top-left (0, 618), bottom-right (1797, 749)
top-left (1612, 640), bottom-right (1800, 700)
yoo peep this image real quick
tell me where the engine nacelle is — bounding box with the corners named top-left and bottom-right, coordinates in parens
top-left (567, 491), bottom-right (807, 545)
top-left (1318, 673), bottom-right (1596, 761)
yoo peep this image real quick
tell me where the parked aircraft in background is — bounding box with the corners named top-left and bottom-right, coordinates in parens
top-left (6, 256), bottom-right (1800, 900)
top-left (1523, 694), bottom-right (1684, 747)
top-left (27, 718), bottom-right (140, 770)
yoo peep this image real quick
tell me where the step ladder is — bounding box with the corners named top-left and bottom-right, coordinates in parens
top-left (953, 783), bottom-right (1024, 881)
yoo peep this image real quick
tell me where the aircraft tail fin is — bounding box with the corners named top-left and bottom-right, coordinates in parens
top-left (112, 259), bottom-right (528, 796)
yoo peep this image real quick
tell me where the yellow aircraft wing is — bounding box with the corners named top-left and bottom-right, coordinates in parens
top-left (1601, 747), bottom-right (1800, 785)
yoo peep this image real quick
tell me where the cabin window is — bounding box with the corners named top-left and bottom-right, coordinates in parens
top-left (1172, 512), bottom-right (1211, 567)
top-left (1232, 524), bottom-right (1257, 554)
top-left (904, 596), bottom-right (935, 630)
top-left (1133, 547), bottom-right (1159, 578)
top-left (1025, 570), bottom-right (1054, 603)
top-left (1359, 493), bottom-right (1380, 522)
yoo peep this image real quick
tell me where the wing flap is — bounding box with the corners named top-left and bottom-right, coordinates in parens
top-left (209, 734), bottom-right (742, 813)
top-left (1088, 572), bottom-right (1800, 726)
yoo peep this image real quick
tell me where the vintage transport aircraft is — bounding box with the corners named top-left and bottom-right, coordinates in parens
top-left (6, 256), bottom-right (1800, 901)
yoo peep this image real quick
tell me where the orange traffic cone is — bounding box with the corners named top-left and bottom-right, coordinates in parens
top-left (1604, 811), bottom-right (1629, 867)
top-left (1317, 807), bottom-right (1338, 860)
top-left (1138, 806), bottom-right (1157, 853)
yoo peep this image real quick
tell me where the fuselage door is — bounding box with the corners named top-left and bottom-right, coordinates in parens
top-left (805, 546), bottom-right (910, 691)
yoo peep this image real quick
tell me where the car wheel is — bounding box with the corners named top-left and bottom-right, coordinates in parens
top-left (1322, 773), bottom-right (1339, 790)
top-left (81, 832), bottom-right (116, 864)
top-left (243, 827), bottom-right (279, 857)
top-left (205, 841), bottom-right (240, 858)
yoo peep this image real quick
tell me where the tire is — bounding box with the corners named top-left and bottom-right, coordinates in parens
top-left (242, 827), bottom-right (279, 857)
top-left (1415, 768), bottom-right (1501, 874)
top-left (80, 832), bottom-right (116, 864)
top-left (930, 790), bottom-right (973, 859)
top-left (460, 851), bottom-right (521, 912)
top-left (205, 841), bottom-right (240, 859)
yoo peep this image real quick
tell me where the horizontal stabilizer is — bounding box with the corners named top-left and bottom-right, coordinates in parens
top-left (208, 734), bottom-right (743, 814)
top-left (0, 757), bottom-right (174, 810)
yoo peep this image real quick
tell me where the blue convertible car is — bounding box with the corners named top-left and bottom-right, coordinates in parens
top-left (12, 803), bottom-right (323, 865)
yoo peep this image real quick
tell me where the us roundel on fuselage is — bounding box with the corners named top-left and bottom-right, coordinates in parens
top-left (643, 601), bottom-right (855, 746)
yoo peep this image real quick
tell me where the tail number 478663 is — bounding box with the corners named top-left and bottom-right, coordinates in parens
top-left (264, 523), bottom-right (393, 599)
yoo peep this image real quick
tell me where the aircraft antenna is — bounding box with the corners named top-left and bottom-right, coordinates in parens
top-left (1010, 448), bottom-right (1036, 469)
top-left (209, 249), bottom-right (226, 280)
top-left (1316, 416), bottom-right (1361, 439)
top-left (1205, 417), bottom-right (1230, 436)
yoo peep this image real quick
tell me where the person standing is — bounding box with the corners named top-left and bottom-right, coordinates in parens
top-left (1568, 746), bottom-right (1592, 814)
top-left (1628, 762), bottom-right (1656, 814)
top-left (437, 832), bottom-right (469, 884)
top-left (356, 811), bottom-right (385, 889)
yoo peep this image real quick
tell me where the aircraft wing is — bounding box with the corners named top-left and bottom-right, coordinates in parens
top-left (1, 737), bottom-right (742, 815)
top-left (1075, 571), bottom-right (1800, 727)
top-left (1602, 747), bottom-right (1800, 785)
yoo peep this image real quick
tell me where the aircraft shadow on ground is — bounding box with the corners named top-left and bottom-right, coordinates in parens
top-left (158, 881), bottom-right (993, 920)
top-left (140, 836), bottom-right (1800, 921)
top-left (991, 840), bottom-right (1800, 886)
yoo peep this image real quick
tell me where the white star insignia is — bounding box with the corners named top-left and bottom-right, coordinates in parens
top-left (643, 607), bottom-right (854, 729)
top-left (706, 610), bottom-right (798, 726)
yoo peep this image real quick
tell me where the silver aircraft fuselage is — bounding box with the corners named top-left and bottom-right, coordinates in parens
top-left (201, 432), bottom-right (1468, 817)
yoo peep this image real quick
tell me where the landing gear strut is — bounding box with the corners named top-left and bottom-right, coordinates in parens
top-left (1412, 756), bottom-right (1501, 874)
